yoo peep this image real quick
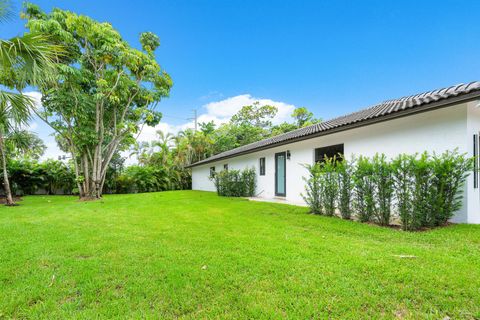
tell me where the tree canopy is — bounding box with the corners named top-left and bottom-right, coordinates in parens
top-left (22, 4), bottom-right (172, 199)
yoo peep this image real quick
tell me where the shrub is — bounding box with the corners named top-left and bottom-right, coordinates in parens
top-left (337, 157), bottom-right (353, 219)
top-left (391, 154), bottom-right (415, 230)
top-left (430, 150), bottom-right (474, 226)
top-left (211, 167), bottom-right (257, 197)
top-left (115, 165), bottom-right (170, 193)
top-left (242, 168), bottom-right (257, 197)
top-left (353, 156), bottom-right (375, 222)
top-left (320, 157), bottom-right (338, 216)
top-left (302, 150), bottom-right (472, 231)
top-left (371, 154), bottom-right (394, 226)
top-left (302, 163), bottom-right (323, 214)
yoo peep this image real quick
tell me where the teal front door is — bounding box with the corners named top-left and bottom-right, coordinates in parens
top-left (275, 152), bottom-right (286, 196)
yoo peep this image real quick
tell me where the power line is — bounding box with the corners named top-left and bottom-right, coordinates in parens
top-left (187, 109), bottom-right (198, 131)
top-left (162, 110), bottom-right (199, 131)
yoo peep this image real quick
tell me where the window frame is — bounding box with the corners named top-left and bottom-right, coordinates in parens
top-left (314, 143), bottom-right (344, 163)
top-left (259, 157), bottom-right (266, 176)
top-left (224, 164), bottom-right (228, 171)
top-left (209, 166), bottom-right (215, 178)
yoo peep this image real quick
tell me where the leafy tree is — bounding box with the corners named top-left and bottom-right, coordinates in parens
top-left (212, 102), bottom-right (278, 153)
top-left (292, 107), bottom-right (320, 127)
top-left (23, 4), bottom-right (172, 199)
top-left (230, 102), bottom-right (277, 128)
top-left (199, 121), bottom-right (216, 135)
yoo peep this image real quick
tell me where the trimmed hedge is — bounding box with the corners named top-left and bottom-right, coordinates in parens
top-left (302, 150), bottom-right (473, 231)
top-left (211, 167), bottom-right (256, 197)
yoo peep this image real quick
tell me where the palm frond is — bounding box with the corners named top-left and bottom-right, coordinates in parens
top-left (0, 0), bottom-right (14, 23)
top-left (0, 33), bottom-right (64, 87)
top-left (0, 91), bottom-right (33, 130)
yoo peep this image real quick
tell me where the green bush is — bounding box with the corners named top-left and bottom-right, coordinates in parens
top-left (303, 150), bottom-right (473, 231)
top-left (115, 165), bottom-right (170, 194)
top-left (430, 151), bottom-right (473, 226)
top-left (337, 158), bottom-right (353, 219)
top-left (211, 167), bottom-right (257, 197)
top-left (371, 154), bottom-right (394, 226)
top-left (7, 158), bottom-right (76, 195)
top-left (301, 163), bottom-right (323, 214)
top-left (320, 157), bottom-right (338, 216)
top-left (353, 156), bottom-right (375, 222)
top-left (391, 154), bottom-right (415, 230)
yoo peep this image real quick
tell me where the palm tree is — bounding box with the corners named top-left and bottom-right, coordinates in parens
top-left (0, 0), bottom-right (62, 204)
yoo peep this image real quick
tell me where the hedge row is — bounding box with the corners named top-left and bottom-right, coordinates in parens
top-left (302, 151), bottom-right (473, 231)
top-left (211, 168), bottom-right (256, 197)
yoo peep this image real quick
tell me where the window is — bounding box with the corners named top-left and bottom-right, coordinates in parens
top-left (210, 166), bottom-right (215, 178)
top-left (314, 144), bottom-right (344, 163)
top-left (259, 157), bottom-right (266, 176)
top-left (224, 164), bottom-right (228, 171)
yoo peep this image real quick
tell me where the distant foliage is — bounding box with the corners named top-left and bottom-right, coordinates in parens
top-left (115, 165), bottom-right (170, 194)
top-left (302, 150), bottom-right (473, 231)
top-left (211, 167), bottom-right (257, 197)
top-left (7, 158), bottom-right (76, 195)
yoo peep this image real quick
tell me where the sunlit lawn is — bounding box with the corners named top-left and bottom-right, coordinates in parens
top-left (0, 191), bottom-right (479, 319)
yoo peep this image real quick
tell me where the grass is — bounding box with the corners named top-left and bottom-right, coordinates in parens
top-left (0, 191), bottom-right (479, 319)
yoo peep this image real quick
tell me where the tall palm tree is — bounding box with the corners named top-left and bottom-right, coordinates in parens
top-left (0, 0), bottom-right (62, 205)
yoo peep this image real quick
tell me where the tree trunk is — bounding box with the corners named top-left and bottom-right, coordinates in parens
top-left (0, 133), bottom-right (15, 206)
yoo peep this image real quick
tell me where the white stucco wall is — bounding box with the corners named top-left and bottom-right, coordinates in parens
top-left (192, 101), bottom-right (480, 223)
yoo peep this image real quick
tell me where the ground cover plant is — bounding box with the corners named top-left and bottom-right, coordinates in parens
top-left (0, 191), bottom-right (479, 319)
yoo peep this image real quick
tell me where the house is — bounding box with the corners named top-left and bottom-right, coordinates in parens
top-left (189, 82), bottom-right (480, 224)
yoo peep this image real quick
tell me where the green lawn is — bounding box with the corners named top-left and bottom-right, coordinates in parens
top-left (0, 191), bottom-right (479, 319)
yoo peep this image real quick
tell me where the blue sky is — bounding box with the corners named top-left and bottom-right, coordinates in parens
top-left (3, 0), bottom-right (480, 159)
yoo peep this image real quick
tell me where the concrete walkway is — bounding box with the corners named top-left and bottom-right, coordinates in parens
top-left (246, 197), bottom-right (308, 207)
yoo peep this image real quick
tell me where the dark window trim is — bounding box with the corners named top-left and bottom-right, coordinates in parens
top-left (223, 164), bottom-right (228, 171)
top-left (259, 157), bottom-right (266, 176)
top-left (275, 152), bottom-right (286, 197)
top-left (209, 166), bottom-right (215, 178)
top-left (314, 143), bottom-right (344, 163)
